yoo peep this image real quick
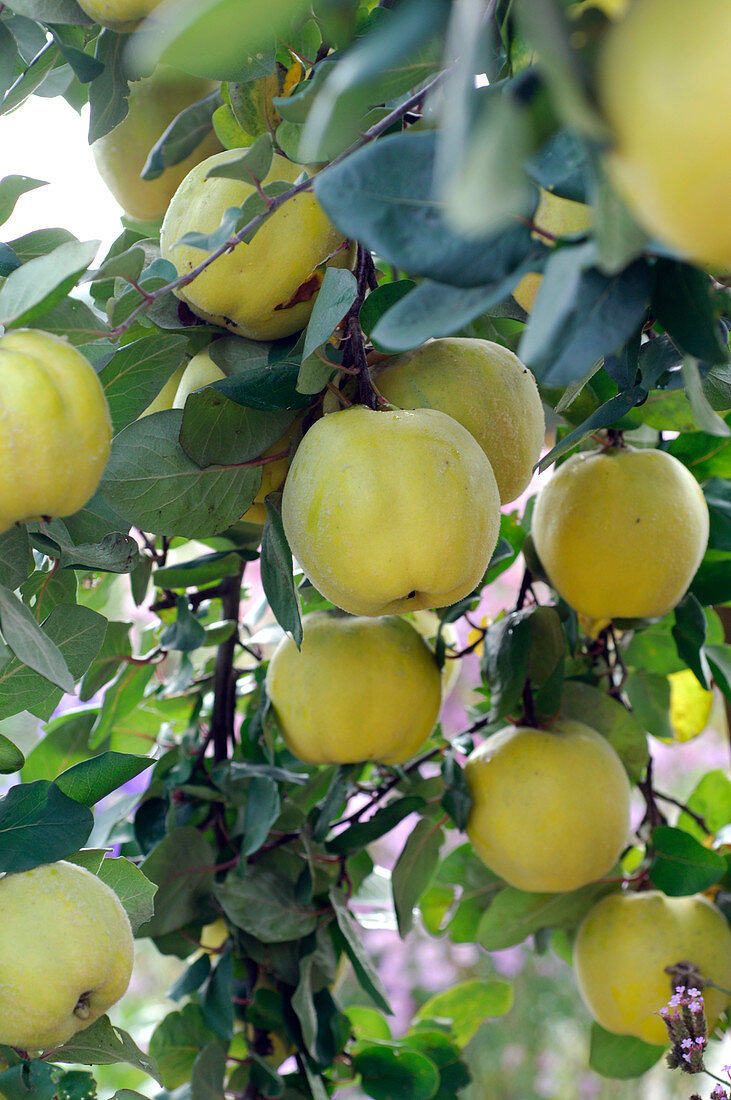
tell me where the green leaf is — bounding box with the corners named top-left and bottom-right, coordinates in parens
top-left (190, 1040), bottom-right (226, 1100)
top-left (99, 335), bottom-right (188, 433)
top-left (215, 864), bottom-right (319, 943)
top-left (21, 708), bottom-right (101, 781)
top-left (624, 668), bottom-right (673, 742)
top-left (0, 779), bottom-right (93, 872)
top-left (205, 132), bottom-right (274, 183)
top-left (138, 827), bottom-right (217, 938)
top-left (100, 411), bottom-right (262, 538)
top-left (0, 174), bottom-right (47, 226)
top-left (54, 1016), bottom-right (161, 1081)
top-left (481, 608), bottom-right (533, 723)
top-left (208, 335), bottom-right (310, 411)
top-left (330, 887), bottom-right (392, 1015)
top-left (682, 357), bottom-right (731, 437)
top-left (327, 795), bottom-right (425, 856)
top-left (167, 953), bottom-right (211, 1001)
top-left (519, 249), bottom-right (653, 386)
top-left (302, 267), bottom-right (357, 361)
top-left (0, 525), bottom-right (31, 591)
top-left (0, 604), bottom-right (106, 721)
top-left (1, 41), bottom-right (61, 116)
top-left (160, 596), bottom-right (207, 653)
top-left (672, 593), bottom-right (711, 689)
top-left (261, 499), bottom-right (303, 648)
top-left (0, 238), bottom-right (98, 326)
top-left (4, 0), bottom-right (91, 23)
top-left (96, 855), bottom-right (157, 934)
top-left (351, 1044), bottom-right (439, 1100)
top-left (588, 1023), bottom-right (664, 1079)
top-left (648, 825), bottom-right (726, 896)
top-left (201, 953), bottom-right (235, 1041)
top-left (402, 1030), bottom-right (471, 1100)
top-left (55, 751), bottom-right (153, 806)
top-left (0, 733), bottom-right (24, 774)
top-left (559, 681), bottom-right (649, 782)
top-left (677, 769), bottom-right (731, 842)
top-left (0, 583), bottom-right (74, 692)
top-left (132, 0), bottom-right (311, 82)
top-left (439, 751), bottom-right (471, 830)
top-left (87, 29), bottom-right (129, 143)
top-left (142, 88), bottom-right (221, 180)
top-left (652, 261), bottom-right (729, 363)
top-left (0, 1060), bottom-right (58, 1100)
top-left (88, 663), bottom-right (154, 751)
top-left (154, 551), bottom-right (246, 590)
top-left (477, 881), bottom-right (615, 951)
top-left (392, 818), bottom-right (443, 938)
top-left (179, 388), bottom-right (292, 468)
top-left (314, 131), bottom-right (535, 289)
top-left (241, 776), bottom-right (281, 856)
top-left (149, 1004), bottom-right (221, 1089)
top-left (414, 979), bottom-right (513, 1045)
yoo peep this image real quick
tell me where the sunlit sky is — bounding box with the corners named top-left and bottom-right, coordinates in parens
top-left (4, 94), bottom-right (125, 258)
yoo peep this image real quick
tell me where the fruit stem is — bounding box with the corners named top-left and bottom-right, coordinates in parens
top-left (341, 244), bottom-right (380, 410)
top-left (210, 561), bottom-right (246, 764)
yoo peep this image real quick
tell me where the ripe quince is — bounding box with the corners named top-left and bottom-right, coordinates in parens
top-left (598, 0), bottom-right (731, 270)
top-left (281, 406), bottom-right (501, 616)
top-left (76, 0), bottom-right (160, 31)
top-left (574, 890), bottom-right (731, 1043)
top-left (92, 67), bottom-right (221, 224)
top-left (372, 337), bottom-right (544, 504)
top-left (161, 151), bottom-right (355, 340)
top-left (531, 444), bottom-right (709, 622)
top-left (0, 330), bottom-right (112, 535)
top-left (266, 610), bottom-right (442, 764)
top-left (512, 188), bottom-right (593, 313)
top-left (0, 861), bottom-right (134, 1050)
top-left (464, 719), bottom-right (631, 892)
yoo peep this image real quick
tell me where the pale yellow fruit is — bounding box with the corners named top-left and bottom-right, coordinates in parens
top-left (0, 861), bottom-right (134, 1050)
top-left (172, 348), bottom-right (226, 408)
top-left (281, 406), bottom-right (501, 617)
top-left (667, 669), bottom-right (714, 742)
top-left (161, 151), bottom-right (355, 341)
top-left (372, 338), bottom-right (544, 505)
top-left (465, 720), bottom-right (631, 892)
top-left (513, 189), bottom-right (593, 313)
top-left (598, 0), bottom-right (731, 270)
top-left (139, 362), bottom-right (186, 417)
top-left (76, 0), bottom-right (160, 31)
top-left (531, 446), bottom-right (709, 621)
top-left (199, 917), bottom-right (229, 954)
top-left (0, 330), bottom-right (112, 535)
top-left (574, 890), bottom-right (731, 1044)
top-left (266, 611), bottom-right (442, 764)
top-left (240, 423), bottom-right (297, 526)
top-left (93, 69), bottom-right (221, 224)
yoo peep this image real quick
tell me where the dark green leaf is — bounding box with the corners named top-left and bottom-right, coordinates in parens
top-left (216, 864), bottom-right (319, 943)
top-left (261, 498), bottom-right (303, 647)
top-left (652, 261), bottom-right (729, 363)
top-left (142, 89), bottom-right (221, 180)
top-left (0, 174), bottom-right (47, 226)
top-left (99, 335), bottom-right (188, 433)
top-left (440, 751), bottom-right (472, 829)
top-left (481, 609), bottom-right (533, 723)
top-left (588, 1023), bottom-right (664, 1079)
top-left (96, 855), bottom-right (157, 934)
top-left (0, 733), bottom-right (24, 774)
top-left (672, 593), bottom-right (711, 690)
top-left (648, 825), bottom-right (726, 896)
top-left (55, 751), bottom-right (153, 806)
top-left (330, 887), bottom-right (392, 1015)
top-left (138, 827), bottom-right (217, 938)
top-left (351, 1044), bottom-right (439, 1100)
top-left (100, 411), bottom-right (262, 538)
top-left (4, 0), bottom-right (91, 22)
top-left (154, 551), bottom-right (246, 590)
top-left (201, 955), bottom-right (235, 1041)
top-left (302, 267), bottom-right (357, 360)
top-left (167, 953), bottom-right (211, 1001)
top-left (208, 335), bottom-right (310, 411)
top-left (477, 881), bottom-right (615, 950)
top-left (327, 795), bottom-right (425, 856)
top-left (0, 779), bottom-right (93, 872)
top-left (392, 818), bottom-right (443, 938)
top-left (54, 1016), bottom-right (160, 1080)
top-left (87, 29), bottom-right (129, 143)
top-left (560, 681), bottom-right (649, 782)
top-left (148, 1004), bottom-right (221, 1089)
top-left (0, 1060), bottom-right (58, 1100)
top-left (179, 388), bottom-right (292, 468)
top-left (241, 776), bottom-right (281, 856)
top-left (190, 1040), bottom-right (226, 1100)
top-left (0, 525), bottom-right (31, 590)
top-left (0, 583), bottom-right (74, 691)
top-left (160, 596), bottom-right (207, 653)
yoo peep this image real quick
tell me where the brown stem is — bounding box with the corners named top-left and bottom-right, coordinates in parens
top-left (210, 562), bottom-right (245, 763)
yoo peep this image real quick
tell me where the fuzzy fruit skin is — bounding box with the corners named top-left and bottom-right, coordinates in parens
top-left (161, 151), bottom-right (355, 341)
top-left (512, 189), bottom-right (592, 313)
top-left (266, 611), bottom-right (442, 764)
top-left (92, 69), bottom-right (221, 223)
top-left (531, 446), bottom-right (709, 622)
top-left (0, 330), bottom-right (112, 535)
top-left (281, 406), bottom-right (501, 617)
top-left (372, 338), bottom-right (544, 505)
top-left (598, 0), bottom-right (731, 270)
top-left (0, 861), bottom-right (134, 1050)
top-left (574, 891), bottom-right (731, 1044)
top-left (76, 0), bottom-right (160, 30)
top-left (464, 720), bottom-right (631, 892)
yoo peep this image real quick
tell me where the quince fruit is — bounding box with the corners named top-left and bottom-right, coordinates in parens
top-left (598, 0), bottom-right (731, 270)
top-left (464, 719), bottom-right (631, 892)
top-left (139, 362), bottom-right (186, 417)
top-left (531, 444), bottom-right (709, 622)
top-left (574, 890), bottom-right (731, 1044)
top-left (92, 68), bottom-right (221, 224)
top-left (0, 860), bottom-right (134, 1050)
top-left (281, 406), bottom-right (501, 616)
top-left (512, 188), bottom-right (593, 313)
top-left (0, 329), bottom-right (112, 535)
top-left (667, 669), bottom-right (714, 742)
top-left (372, 337), bottom-right (544, 504)
top-left (161, 151), bottom-right (355, 340)
top-left (76, 0), bottom-right (160, 31)
top-left (171, 348), bottom-right (225, 408)
top-left (266, 610), bottom-right (442, 764)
